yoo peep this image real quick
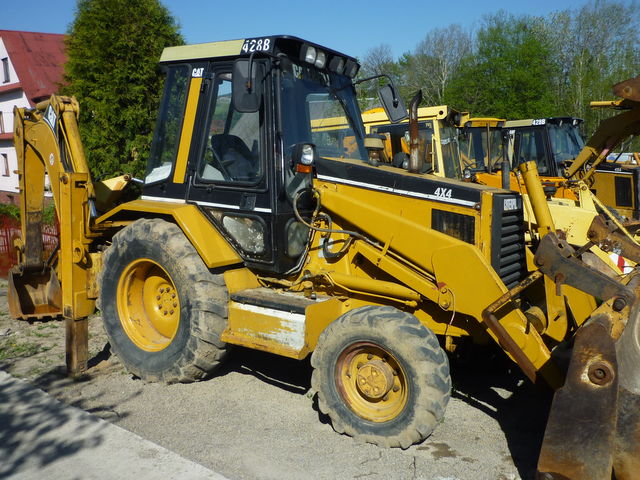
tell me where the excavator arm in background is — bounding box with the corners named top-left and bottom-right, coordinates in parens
top-left (564, 76), bottom-right (640, 183)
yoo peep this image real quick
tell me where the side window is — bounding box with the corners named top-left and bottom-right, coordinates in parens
top-left (199, 72), bottom-right (261, 183)
top-left (145, 65), bottom-right (190, 184)
top-left (515, 129), bottom-right (549, 174)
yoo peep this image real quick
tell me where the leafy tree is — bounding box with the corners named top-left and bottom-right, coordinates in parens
top-left (357, 44), bottom-right (400, 111)
top-left (403, 25), bottom-right (472, 106)
top-left (547, 0), bottom-right (640, 136)
top-left (445, 12), bottom-right (557, 119)
top-left (62, 0), bottom-right (183, 180)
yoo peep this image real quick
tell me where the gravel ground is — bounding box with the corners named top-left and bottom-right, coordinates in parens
top-left (0, 278), bottom-right (550, 480)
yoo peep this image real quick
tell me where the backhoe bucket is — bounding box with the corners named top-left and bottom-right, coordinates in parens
top-left (537, 297), bottom-right (640, 480)
top-left (7, 266), bottom-right (63, 320)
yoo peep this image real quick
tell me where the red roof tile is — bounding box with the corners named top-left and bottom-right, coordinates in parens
top-left (0, 30), bottom-right (67, 105)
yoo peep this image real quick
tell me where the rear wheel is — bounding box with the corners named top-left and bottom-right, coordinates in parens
top-left (100, 218), bottom-right (228, 383)
top-left (311, 305), bottom-right (451, 448)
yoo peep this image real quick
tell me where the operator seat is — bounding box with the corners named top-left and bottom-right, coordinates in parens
top-left (210, 134), bottom-right (258, 180)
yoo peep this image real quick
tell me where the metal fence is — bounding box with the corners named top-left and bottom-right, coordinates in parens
top-left (0, 215), bottom-right (59, 278)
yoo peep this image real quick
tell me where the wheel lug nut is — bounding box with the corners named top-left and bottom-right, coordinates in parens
top-left (173, 303), bottom-right (177, 308)
top-left (170, 310), bottom-right (174, 315)
top-left (156, 295), bottom-right (161, 300)
top-left (163, 310), bottom-right (168, 315)
top-left (357, 362), bottom-right (364, 369)
top-left (172, 293), bottom-right (176, 299)
top-left (393, 385), bottom-right (400, 392)
top-left (382, 394), bottom-right (389, 401)
top-left (367, 354), bottom-right (373, 360)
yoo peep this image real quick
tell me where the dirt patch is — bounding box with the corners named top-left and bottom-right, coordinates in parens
top-left (0, 279), bottom-right (116, 381)
top-left (0, 277), bottom-right (546, 479)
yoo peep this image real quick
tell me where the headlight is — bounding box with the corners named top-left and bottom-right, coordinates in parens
top-left (301, 44), bottom-right (317, 64)
top-left (315, 50), bottom-right (327, 69)
top-left (344, 59), bottom-right (359, 78)
top-left (329, 56), bottom-right (345, 74)
top-left (300, 144), bottom-right (315, 165)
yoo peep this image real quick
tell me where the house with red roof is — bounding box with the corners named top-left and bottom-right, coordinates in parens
top-left (0, 30), bottom-right (67, 204)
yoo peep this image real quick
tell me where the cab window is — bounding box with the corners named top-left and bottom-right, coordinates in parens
top-left (514, 129), bottom-right (550, 174)
top-left (145, 65), bottom-right (190, 184)
top-left (198, 72), bottom-right (262, 183)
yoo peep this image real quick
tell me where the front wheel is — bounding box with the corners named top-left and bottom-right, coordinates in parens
top-left (311, 306), bottom-right (451, 448)
top-left (100, 218), bottom-right (228, 383)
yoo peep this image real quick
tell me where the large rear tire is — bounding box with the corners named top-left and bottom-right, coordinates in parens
top-left (311, 305), bottom-right (451, 449)
top-left (100, 218), bottom-right (228, 383)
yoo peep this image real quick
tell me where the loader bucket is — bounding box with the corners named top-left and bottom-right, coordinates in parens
top-left (7, 266), bottom-right (63, 320)
top-left (537, 297), bottom-right (640, 480)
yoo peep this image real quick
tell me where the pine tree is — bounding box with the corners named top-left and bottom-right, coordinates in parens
top-left (62, 0), bottom-right (183, 180)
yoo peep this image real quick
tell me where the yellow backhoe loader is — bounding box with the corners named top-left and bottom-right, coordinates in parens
top-left (362, 101), bottom-right (638, 274)
top-left (8, 35), bottom-right (640, 479)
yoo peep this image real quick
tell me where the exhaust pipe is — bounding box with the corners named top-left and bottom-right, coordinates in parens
top-left (408, 90), bottom-right (423, 174)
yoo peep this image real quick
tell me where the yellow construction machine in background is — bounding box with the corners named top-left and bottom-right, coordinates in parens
top-left (8, 35), bottom-right (640, 478)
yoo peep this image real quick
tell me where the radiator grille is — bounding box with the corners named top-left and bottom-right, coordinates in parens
top-left (491, 195), bottom-right (527, 289)
top-left (432, 209), bottom-right (475, 244)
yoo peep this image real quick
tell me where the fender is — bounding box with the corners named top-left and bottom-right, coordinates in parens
top-left (95, 199), bottom-right (242, 269)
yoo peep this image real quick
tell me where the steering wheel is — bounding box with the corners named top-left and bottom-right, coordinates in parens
top-left (207, 145), bottom-right (232, 180)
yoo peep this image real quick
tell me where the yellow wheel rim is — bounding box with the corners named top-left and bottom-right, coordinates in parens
top-left (116, 258), bottom-right (180, 352)
top-left (336, 342), bottom-right (408, 423)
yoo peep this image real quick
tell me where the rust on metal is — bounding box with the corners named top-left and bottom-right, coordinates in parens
top-left (66, 317), bottom-right (88, 376)
top-left (613, 75), bottom-right (640, 102)
top-left (587, 214), bottom-right (640, 265)
top-left (538, 277), bottom-right (640, 479)
top-left (537, 317), bottom-right (618, 480)
top-left (534, 232), bottom-right (636, 307)
top-left (481, 270), bottom-right (544, 383)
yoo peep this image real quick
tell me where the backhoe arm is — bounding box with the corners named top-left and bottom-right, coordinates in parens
top-left (9, 95), bottom-right (99, 375)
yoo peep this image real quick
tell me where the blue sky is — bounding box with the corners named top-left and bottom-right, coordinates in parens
top-left (3, 0), bottom-right (596, 60)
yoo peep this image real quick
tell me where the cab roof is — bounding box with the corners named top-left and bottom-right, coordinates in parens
top-left (160, 34), bottom-right (358, 65)
top-left (505, 117), bottom-right (583, 128)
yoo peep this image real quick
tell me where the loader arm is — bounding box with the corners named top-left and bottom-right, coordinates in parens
top-left (564, 76), bottom-right (640, 182)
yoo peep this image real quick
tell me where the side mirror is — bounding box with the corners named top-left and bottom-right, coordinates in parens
top-left (232, 59), bottom-right (263, 113)
top-left (379, 84), bottom-right (408, 123)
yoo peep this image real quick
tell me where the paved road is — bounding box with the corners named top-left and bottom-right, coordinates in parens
top-left (19, 345), bottom-right (548, 480)
top-left (0, 371), bottom-right (227, 480)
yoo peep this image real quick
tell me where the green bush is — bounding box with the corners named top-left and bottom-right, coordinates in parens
top-left (0, 204), bottom-right (20, 220)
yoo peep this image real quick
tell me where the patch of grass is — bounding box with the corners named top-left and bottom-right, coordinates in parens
top-left (35, 322), bottom-right (61, 331)
top-left (32, 331), bottom-right (52, 338)
top-left (0, 339), bottom-right (48, 361)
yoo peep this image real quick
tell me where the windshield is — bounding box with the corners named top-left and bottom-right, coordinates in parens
top-left (371, 121), bottom-right (434, 171)
top-left (440, 125), bottom-right (462, 178)
top-left (459, 127), bottom-right (504, 171)
top-left (548, 123), bottom-right (584, 163)
top-left (279, 60), bottom-right (367, 162)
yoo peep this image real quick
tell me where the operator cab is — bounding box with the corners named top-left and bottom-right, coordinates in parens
top-left (141, 35), bottom-right (404, 274)
top-left (457, 118), bottom-right (506, 174)
top-left (505, 117), bottom-right (584, 177)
